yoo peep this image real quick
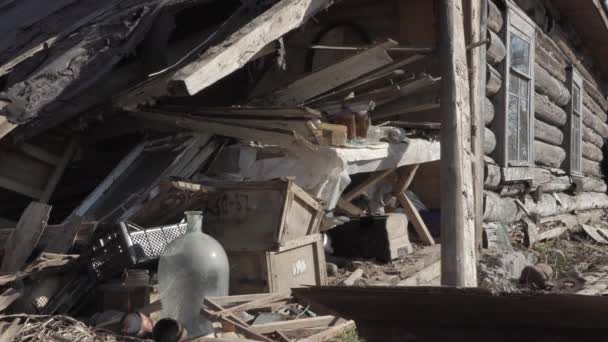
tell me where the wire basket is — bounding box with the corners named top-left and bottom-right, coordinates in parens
top-left (88, 222), bottom-right (187, 280)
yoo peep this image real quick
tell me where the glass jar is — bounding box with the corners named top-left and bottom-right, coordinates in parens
top-left (157, 211), bottom-right (229, 337)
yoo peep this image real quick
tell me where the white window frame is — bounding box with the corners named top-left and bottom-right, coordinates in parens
top-left (567, 67), bottom-right (583, 177)
top-left (495, 2), bottom-right (536, 175)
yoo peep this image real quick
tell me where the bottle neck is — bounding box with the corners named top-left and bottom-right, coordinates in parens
top-left (185, 211), bottom-right (203, 233)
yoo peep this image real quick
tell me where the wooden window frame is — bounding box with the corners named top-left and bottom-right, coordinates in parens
top-left (567, 67), bottom-right (583, 177)
top-left (495, 2), bottom-right (536, 178)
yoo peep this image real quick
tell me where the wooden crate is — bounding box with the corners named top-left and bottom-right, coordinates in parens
top-left (204, 178), bottom-right (323, 251)
top-left (227, 234), bottom-right (327, 294)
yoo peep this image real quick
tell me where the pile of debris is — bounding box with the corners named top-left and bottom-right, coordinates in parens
top-left (0, 0), bottom-right (448, 340)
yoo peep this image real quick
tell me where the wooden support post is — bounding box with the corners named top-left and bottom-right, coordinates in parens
top-left (438, 0), bottom-right (478, 287)
top-left (393, 164), bottom-right (435, 245)
top-left (465, 0), bottom-right (487, 252)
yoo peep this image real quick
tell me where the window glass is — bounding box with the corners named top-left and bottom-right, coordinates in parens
top-left (510, 34), bottom-right (530, 75)
top-left (508, 95), bottom-right (519, 161)
top-left (519, 97), bottom-right (529, 161)
top-left (572, 114), bottom-right (581, 173)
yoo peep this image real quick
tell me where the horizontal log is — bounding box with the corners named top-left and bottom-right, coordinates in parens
top-left (582, 177), bottom-right (608, 193)
top-left (540, 209), bottom-right (607, 228)
top-left (533, 167), bottom-right (571, 193)
top-left (535, 64), bottom-right (570, 107)
top-left (583, 107), bottom-right (608, 139)
top-left (484, 191), bottom-right (522, 223)
top-left (583, 91), bottom-right (608, 122)
top-left (484, 97), bottom-right (495, 126)
top-left (583, 158), bottom-right (603, 178)
top-left (585, 85), bottom-right (608, 113)
top-left (486, 64), bottom-right (501, 97)
top-left (534, 140), bottom-right (566, 168)
top-left (534, 118), bottom-right (563, 146)
top-left (488, 0), bottom-right (503, 33)
top-left (484, 127), bottom-right (496, 155)
top-left (583, 141), bottom-right (603, 162)
top-left (583, 125), bottom-right (604, 149)
top-left (534, 43), bottom-right (567, 83)
top-left (487, 31), bottom-right (505, 66)
top-left (484, 191), bottom-right (608, 223)
top-left (535, 93), bottom-right (567, 127)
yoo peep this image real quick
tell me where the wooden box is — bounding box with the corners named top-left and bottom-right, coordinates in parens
top-left (227, 234), bottom-right (327, 294)
top-left (204, 178), bottom-right (323, 251)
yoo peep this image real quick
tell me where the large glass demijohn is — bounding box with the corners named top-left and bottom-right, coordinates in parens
top-left (157, 211), bottom-right (229, 337)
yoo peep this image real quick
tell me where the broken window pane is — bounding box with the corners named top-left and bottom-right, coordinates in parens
top-left (511, 34), bottom-right (530, 75)
top-left (508, 94), bottom-right (519, 161)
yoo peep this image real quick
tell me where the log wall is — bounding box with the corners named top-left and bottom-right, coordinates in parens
top-left (483, 0), bottom-right (608, 228)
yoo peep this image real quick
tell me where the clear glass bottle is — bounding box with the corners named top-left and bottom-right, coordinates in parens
top-left (157, 211), bottom-right (229, 337)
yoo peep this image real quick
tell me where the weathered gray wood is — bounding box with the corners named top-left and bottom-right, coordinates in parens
top-left (534, 140), bottom-right (566, 168)
top-left (487, 30), bottom-right (505, 66)
top-left (535, 93), bottom-right (567, 127)
top-left (583, 141), bottom-right (603, 162)
top-left (534, 119), bottom-right (563, 146)
top-left (582, 177), bottom-right (608, 192)
top-left (585, 85), bottom-right (608, 114)
top-left (473, 0), bottom-right (488, 260)
top-left (534, 43), bottom-right (567, 83)
top-left (584, 106), bottom-right (608, 139)
top-left (583, 125), bottom-right (604, 149)
top-left (533, 168), bottom-right (571, 193)
top-left (439, 0), bottom-right (477, 287)
top-left (484, 191), bottom-right (608, 223)
top-left (0, 0), bottom-right (162, 124)
top-left (1, 202), bottom-right (51, 273)
top-left (486, 64), bottom-right (501, 97)
top-left (484, 127), bottom-right (496, 155)
top-left (484, 97), bottom-right (495, 126)
top-left (534, 64), bottom-right (570, 107)
top-left (169, 0), bottom-right (333, 97)
top-left (484, 160), bottom-right (501, 189)
top-left (583, 158), bottom-right (603, 178)
top-left (487, 0), bottom-right (503, 33)
top-left (583, 91), bottom-right (608, 122)
top-left (264, 41), bottom-right (396, 106)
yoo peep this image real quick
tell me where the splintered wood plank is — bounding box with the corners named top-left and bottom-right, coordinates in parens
top-left (299, 320), bottom-right (356, 342)
top-left (266, 41), bottom-right (397, 106)
top-left (397, 193), bottom-right (435, 245)
top-left (1, 202), bottom-right (51, 273)
top-left (169, 0), bottom-right (333, 97)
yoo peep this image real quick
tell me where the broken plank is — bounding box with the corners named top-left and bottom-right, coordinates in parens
top-left (341, 269), bottom-right (363, 286)
top-left (582, 224), bottom-right (608, 244)
top-left (398, 260), bottom-right (441, 286)
top-left (342, 169), bottom-right (394, 203)
top-left (250, 316), bottom-right (338, 334)
top-left (397, 193), bottom-right (435, 245)
top-left (336, 199), bottom-right (365, 217)
top-left (298, 320), bottom-right (356, 342)
top-left (134, 111), bottom-right (317, 150)
top-left (1, 202), bottom-right (51, 273)
top-left (265, 40), bottom-right (397, 106)
top-left (168, 0), bottom-right (334, 97)
top-left (212, 292), bottom-right (291, 318)
top-left (42, 214), bottom-right (85, 254)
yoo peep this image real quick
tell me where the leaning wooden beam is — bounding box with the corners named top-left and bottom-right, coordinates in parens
top-left (342, 169), bottom-right (394, 203)
top-left (264, 41), bottom-right (396, 106)
top-left (439, 0), bottom-right (477, 287)
top-left (1, 202), bottom-right (51, 273)
top-left (133, 111), bottom-right (317, 150)
top-left (40, 137), bottom-right (79, 203)
top-left (393, 165), bottom-right (435, 246)
top-left (168, 0), bottom-right (333, 97)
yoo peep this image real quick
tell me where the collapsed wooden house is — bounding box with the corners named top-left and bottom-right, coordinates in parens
top-left (0, 0), bottom-right (607, 312)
